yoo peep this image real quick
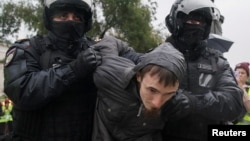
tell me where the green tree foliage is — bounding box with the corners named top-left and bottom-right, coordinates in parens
top-left (15, 0), bottom-right (46, 35)
top-left (0, 2), bottom-right (21, 43)
top-left (90, 0), bottom-right (162, 52)
top-left (0, 0), bottom-right (45, 43)
top-left (0, 0), bottom-right (164, 52)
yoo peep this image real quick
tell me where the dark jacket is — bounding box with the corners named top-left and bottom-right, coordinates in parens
top-left (92, 43), bottom-right (185, 141)
top-left (3, 35), bottom-right (138, 141)
top-left (162, 36), bottom-right (244, 141)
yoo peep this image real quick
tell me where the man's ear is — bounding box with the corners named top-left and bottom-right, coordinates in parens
top-left (136, 72), bottom-right (142, 83)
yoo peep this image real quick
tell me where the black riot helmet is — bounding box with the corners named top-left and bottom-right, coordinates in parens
top-left (165, 0), bottom-right (220, 40)
top-left (43, 0), bottom-right (93, 33)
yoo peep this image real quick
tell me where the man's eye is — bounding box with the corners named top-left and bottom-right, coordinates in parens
top-left (59, 15), bottom-right (66, 19)
top-left (74, 16), bottom-right (81, 21)
top-left (54, 14), bottom-right (65, 19)
top-left (149, 88), bottom-right (157, 93)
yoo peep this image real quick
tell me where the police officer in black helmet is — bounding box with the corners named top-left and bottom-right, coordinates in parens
top-left (3, 0), bottom-right (140, 140)
top-left (3, 0), bottom-right (102, 140)
top-left (160, 0), bottom-right (245, 140)
top-left (43, 0), bottom-right (93, 45)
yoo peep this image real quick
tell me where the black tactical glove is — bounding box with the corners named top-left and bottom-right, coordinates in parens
top-left (161, 90), bottom-right (196, 121)
top-left (69, 48), bottom-right (102, 78)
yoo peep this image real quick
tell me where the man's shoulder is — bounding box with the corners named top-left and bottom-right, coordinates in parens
top-left (12, 38), bottom-right (30, 48)
top-left (9, 35), bottom-right (48, 55)
top-left (11, 35), bottom-right (42, 48)
top-left (205, 48), bottom-right (230, 71)
top-left (6, 38), bottom-right (31, 57)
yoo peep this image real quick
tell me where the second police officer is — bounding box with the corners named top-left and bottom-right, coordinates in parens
top-left (161, 0), bottom-right (244, 140)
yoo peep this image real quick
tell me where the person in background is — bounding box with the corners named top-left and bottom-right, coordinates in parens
top-left (234, 62), bottom-right (250, 125)
top-left (92, 42), bottom-right (186, 141)
top-left (160, 0), bottom-right (245, 140)
top-left (4, 0), bottom-right (141, 140)
top-left (0, 97), bottom-right (13, 136)
top-left (0, 101), bottom-right (4, 136)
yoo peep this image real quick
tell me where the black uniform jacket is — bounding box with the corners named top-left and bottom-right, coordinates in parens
top-left (3, 35), bottom-right (138, 141)
top-left (162, 37), bottom-right (245, 141)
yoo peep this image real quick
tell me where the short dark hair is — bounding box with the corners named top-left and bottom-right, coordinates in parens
top-left (139, 64), bottom-right (178, 87)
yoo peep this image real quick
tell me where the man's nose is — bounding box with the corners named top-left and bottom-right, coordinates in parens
top-left (151, 96), bottom-right (165, 109)
top-left (67, 15), bottom-right (75, 21)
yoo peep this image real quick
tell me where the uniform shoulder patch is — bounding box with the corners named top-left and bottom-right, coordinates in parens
top-left (4, 48), bottom-right (16, 67)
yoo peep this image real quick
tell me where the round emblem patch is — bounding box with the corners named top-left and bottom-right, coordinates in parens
top-left (4, 48), bottom-right (16, 67)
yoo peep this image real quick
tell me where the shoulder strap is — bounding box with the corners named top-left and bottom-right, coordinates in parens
top-left (29, 35), bottom-right (48, 55)
top-left (30, 35), bottom-right (52, 69)
top-left (205, 48), bottom-right (222, 73)
top-left (9, 39), bottom-right (30, 51)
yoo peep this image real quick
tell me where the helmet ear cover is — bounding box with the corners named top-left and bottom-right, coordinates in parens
top-left (165, 15), bottom-right (174, 34)
top-left (43, 7), bottom-right (50, 30)
top-left (165, 0), bottom-right (182, 35)
top-left (165, 12), bottom-right (185, 37)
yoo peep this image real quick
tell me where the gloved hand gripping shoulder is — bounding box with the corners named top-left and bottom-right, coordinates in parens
top-left (69, 48), bottom-right (102, 79)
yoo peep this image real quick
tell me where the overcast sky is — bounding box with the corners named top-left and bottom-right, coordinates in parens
top-left (154, 0), bottom-right (250, 68)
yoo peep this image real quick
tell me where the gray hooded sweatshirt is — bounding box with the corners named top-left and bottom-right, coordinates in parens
top-left (92, 41), bottom-right (185, 141)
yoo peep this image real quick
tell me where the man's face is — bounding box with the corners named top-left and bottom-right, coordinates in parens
top-left (136, 72), bottom-right (179, 117)
top-left (235, 68), bottom-right (248, 84)
top-left (49, 9), bottom-right (86, 41)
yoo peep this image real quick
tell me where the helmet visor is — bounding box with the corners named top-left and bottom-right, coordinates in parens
top-left (175, 0), bottom-right (220, 21)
